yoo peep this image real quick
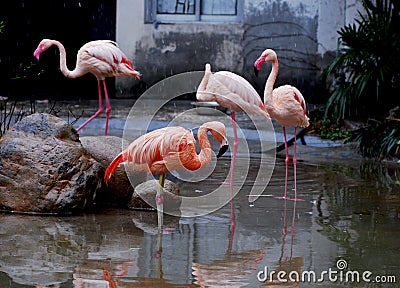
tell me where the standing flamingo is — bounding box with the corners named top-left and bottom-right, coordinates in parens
top-left (196, 64), bottom-right (270, 186)
top-left (254, 49), bottom-right (309, 201)
top-left (33, 39), bottom-right (141, 135)
top-left (104, 121), bottom-right (229, 233)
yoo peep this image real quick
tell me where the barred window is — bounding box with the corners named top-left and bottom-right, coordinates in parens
top-left (146, 0), bottom-right (241, 23)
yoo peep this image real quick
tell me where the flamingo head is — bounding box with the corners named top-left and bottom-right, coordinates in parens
top-left (253, 49), bottom-right (278, 77)
top-left (203, 121), bottom-right (229, 158)
top-left (33, 39), bottom-right (53, 60)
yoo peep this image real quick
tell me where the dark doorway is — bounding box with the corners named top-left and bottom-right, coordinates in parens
top-left (0, 0), bottom-right (116, 100)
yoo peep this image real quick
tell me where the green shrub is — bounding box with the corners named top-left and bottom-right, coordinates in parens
top-left (322, 0), bottom-right (400, 120)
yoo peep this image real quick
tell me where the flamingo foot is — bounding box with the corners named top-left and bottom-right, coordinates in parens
top-left (221, 181), bottom-right (231, 186)
top-left (274, 196), bottom-right (290, 200)
top-left (286, 197), bottom-right (305, 202)
top-left (161, 227), bottom-right (176, 234)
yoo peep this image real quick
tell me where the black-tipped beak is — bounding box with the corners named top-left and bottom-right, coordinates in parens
top-left (217, 144), bottom-right (229, 158)
top-left (254, 66), bottom-right (259, 77)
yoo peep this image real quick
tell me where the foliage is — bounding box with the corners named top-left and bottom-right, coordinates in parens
top-left (322, 0), bottom-right (400, 120)
top-left (308, 106), bottom-right (353, 142)
top-left (352, 119), bottom-right (400, 159)
top-left (312, 119), bottom-right (353, 142)
top-left (0, 20), bottom-right (4, 33)
top-left (11, 61), bottom-right (46, 80)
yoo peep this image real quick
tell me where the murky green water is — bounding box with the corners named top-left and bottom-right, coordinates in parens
top-left (1, 154), bottom-right (399, 287)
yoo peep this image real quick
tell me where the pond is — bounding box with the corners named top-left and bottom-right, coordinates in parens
top-left (0, 151), bottom-right (399, 287)
top-left (1, 99), bottom-right (399, 287)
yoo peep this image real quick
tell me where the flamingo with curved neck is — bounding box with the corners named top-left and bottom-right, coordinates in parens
top-left (254, 49), bottom-right (309, 203)
top-left (33, 39), bottom-right (140, 135)
top-left (104, 121), bottom-right (229, 233)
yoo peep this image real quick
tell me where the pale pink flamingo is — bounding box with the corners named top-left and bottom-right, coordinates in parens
top-left (196, 63), bottom-right (270, 183)
top-left (254, 49), bottom-right (309, 201)
top-left (33, 39), bottom-right (140, 135)
top-left (196, 64), bottom-right (270, 236)
top-left (104, 121), bottom-right (229, 233)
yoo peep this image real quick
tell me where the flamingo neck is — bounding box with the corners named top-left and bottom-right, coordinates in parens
top-left (185, 127), bottom-right (213, 170)
top-left (264, 59), bottom-right (278, 107)
top-left (50, 40), bottom-right (80, 78)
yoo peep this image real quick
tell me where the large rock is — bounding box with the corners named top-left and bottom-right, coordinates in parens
top-left (80, 136), bottom-right (147, 205)
top-left (0, 113), bottom-right (102, 214)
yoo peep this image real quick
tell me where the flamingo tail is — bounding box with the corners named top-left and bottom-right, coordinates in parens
top-left (104, 153), bottom-right (124, 185)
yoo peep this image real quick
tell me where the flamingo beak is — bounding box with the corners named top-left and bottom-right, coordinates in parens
top-left (217, 137), bottom-right (229, 158)
top-left (133, 70), bottom-right (141, 80)
top-left (253, 66), bottom-right (259, 77)
top-left (33, 46), bottom-right (42, 60)
top-left (253, 55), bottom-right (267, 77)
top-left (217, 144), bottom-right (229, 158)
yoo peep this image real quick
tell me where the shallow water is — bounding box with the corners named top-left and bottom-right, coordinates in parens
top-left (1, 154), bottom-right (399, 287)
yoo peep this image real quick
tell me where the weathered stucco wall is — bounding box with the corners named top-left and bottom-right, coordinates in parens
top-left (116, 0), bottom-right (363, 101)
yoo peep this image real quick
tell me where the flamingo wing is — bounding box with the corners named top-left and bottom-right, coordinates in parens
top-left (214, 71), bottom-right (266, 114)
top-left (123, 126), bottom-right (196, 175)
top-left (198, 68), bottom-right (268, 118)
top-left (272, 85), bottom-right (309, 128)
top-left (78, 40), bottom-right (135, 77)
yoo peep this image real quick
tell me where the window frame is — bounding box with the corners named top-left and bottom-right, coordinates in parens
top-left (145, 0), bottom-right (243, 24)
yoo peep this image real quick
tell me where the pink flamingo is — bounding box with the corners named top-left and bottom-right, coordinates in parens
top-left (196, 63), bottom-right (270, 185)
top-left (196, 64), bottom-right (270, 237)
top-left (104, 121), bottom-right (229, 233)
top-left (254, 49), bottom-right (309, 201)
top-left (33, 39), bottom-right (141, 135)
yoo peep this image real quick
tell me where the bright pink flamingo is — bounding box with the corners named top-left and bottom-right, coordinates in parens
top-left (104, 121), bottom-right (229, 233)
top-left (196, 63), bottom-right (270, 185)
top-left (254, 49), bottom-right (309, 201)
top-left (33, 39), bottom-right (140, 135)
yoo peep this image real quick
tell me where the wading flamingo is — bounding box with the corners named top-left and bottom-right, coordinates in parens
top-left (104, 121), bottom-right (229, 233)
top-left (33, 39), bottom-right (141, 135)
top-left (254, 49), bottom-right (309, 201)
top-left (196, 64), bottom-right (270, 186)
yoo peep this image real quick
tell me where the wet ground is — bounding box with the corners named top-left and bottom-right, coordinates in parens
top-left (1, 99), bottom-right (399, 287)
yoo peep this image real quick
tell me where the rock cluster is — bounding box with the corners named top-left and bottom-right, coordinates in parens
top-left (0, 113), bottom-right (102, 214)
top-left (0, 113), bottom-right (179, 215)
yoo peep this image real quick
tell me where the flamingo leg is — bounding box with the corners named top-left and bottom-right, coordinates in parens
top-left (230, 111), bottom-right (238, 186)
top-left (279, 198), bottom-right (288, 263)
top-left (290, 128), bottom-right (303, 201)
top-left (275, 127), bottom-right (289, 200)
top-left (282, 197), bottom-right (287, 235)
top-left (156, 173), bottom-right (165, 233)
top-left (227, 173), bottom-right (236, 254)
top-left (222, 111), bottom-right (238, 187)
top-left (76, 80), bottom-right (104, 133)
top-left (293, 128), bottom-right (298, 200)
top-left (229, 112), bottom-right (237, 247)
top-left (102, 79), bottom-right (111, 136)
top-left (291, 192), bottom-right (297, 235)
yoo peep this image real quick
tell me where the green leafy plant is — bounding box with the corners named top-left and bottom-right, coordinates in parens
top-left (11, 61), bottom-right (45, 80)
top-left (352, 119), bottom-right (400, 159)
top-left (322, 0), bottom-right (400, 120)
top-left (312, 119), bottom-right (353, 142)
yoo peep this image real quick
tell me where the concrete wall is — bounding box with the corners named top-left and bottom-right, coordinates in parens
top-left (116, 0), bottom-right (364, 101)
